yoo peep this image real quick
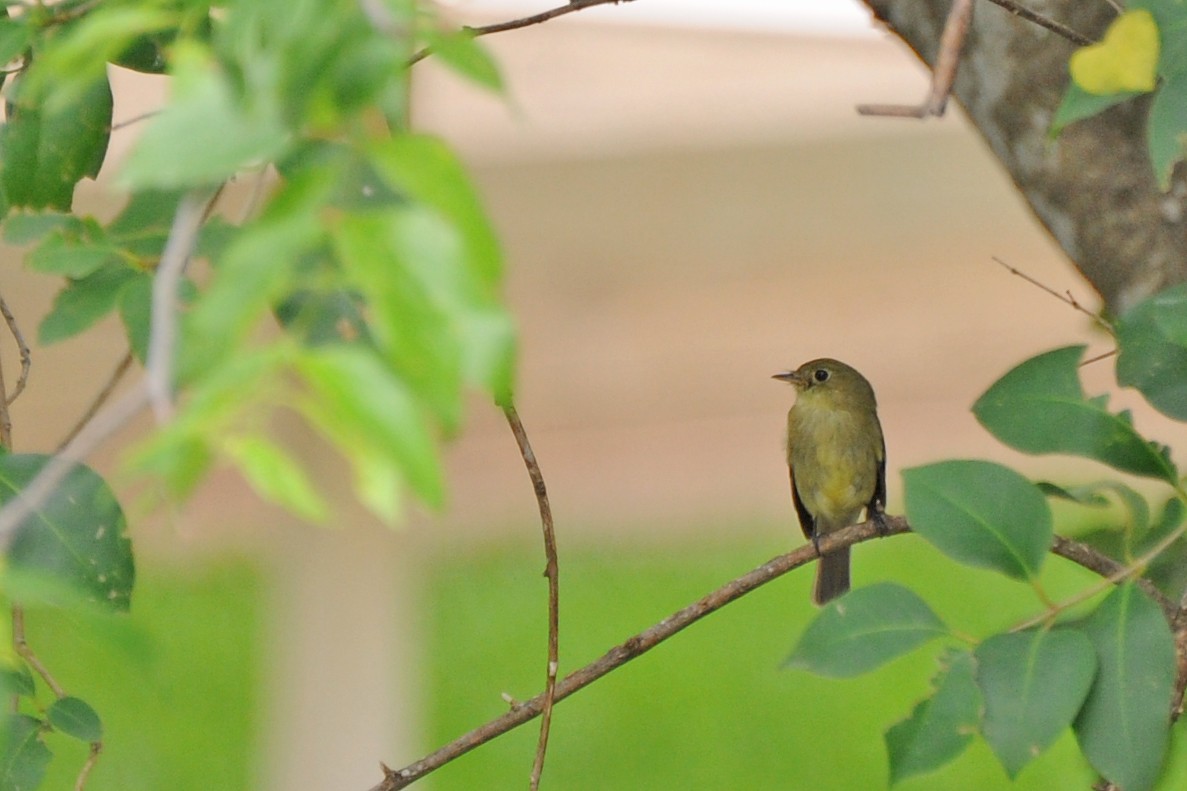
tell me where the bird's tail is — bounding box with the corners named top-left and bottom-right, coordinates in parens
top-left (813, 546), bottom-right (851, 605)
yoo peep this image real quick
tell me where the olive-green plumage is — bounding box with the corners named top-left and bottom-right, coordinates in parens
top-left (773, 358), bottom-right (886, 605)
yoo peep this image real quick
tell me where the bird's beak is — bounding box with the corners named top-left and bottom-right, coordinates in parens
top-left (772, 370), bottom-right (801, 384)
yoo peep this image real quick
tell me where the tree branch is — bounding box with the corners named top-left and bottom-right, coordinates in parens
top-left (146, 189), bottom-right (217, 423)
top-left (409, 0), bottom-right (637, 65)
top-left (369, 515), bottom-right (1184, 790)
top-left (502, 404), bottom-right (560, 791)
top-left (372, 518), bottom-right (908, 791)
top-left (979, 0), bottom-right (1093, 46)
top-left (858, 0), bottom-right (972, 118)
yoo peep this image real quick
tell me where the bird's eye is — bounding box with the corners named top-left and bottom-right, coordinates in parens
top-left (813, 368), bottom-right (830, 383)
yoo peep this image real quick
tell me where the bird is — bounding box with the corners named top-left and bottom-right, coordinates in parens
top-left (773, 358), bottom-right (886, 605)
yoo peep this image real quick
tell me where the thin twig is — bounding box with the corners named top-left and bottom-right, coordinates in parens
top-left (14, 605), bottom-right (105, 789)
top-left (502, 404), bottom-right (559, 791)
top-left (1050, 534), bottom-right (1174, 618)
top-left (858, 0), bottom-right (973, 118)
top-left (109, 110), bottom-right (159, 132)
top-left (1079, 349), bottom-right (1117, 367)
top-left (992, 256), bottom-right (1114, 333)
top-left (1014, 515), bottom-right (1187, 632)
top-left (0, 345), bottom-right (10, 450)
top-left (12, 607), bottom-right (64, 698)
top-left (0, 294), bottom-right (31, 405)
top-left (981, 0), bottom-right (1094, 46)
top-left (146, 189), bottom-right (216, 423)
top-left (57, 352), bottom-right (134, 452)
top-left (408, 0), bottom-right (636, 65)
top-left (74, 742), bottom-right (102, 791)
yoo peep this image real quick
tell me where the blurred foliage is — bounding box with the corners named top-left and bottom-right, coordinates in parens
top-left (0, 0), bottom-right (513, 785)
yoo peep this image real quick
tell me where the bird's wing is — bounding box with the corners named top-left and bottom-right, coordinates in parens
top-left (867, 434), bottom-right (887, 516)
top-left (790, 466), bottom-right (816, 540)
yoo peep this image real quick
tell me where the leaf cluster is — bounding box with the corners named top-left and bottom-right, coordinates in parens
top-left (789, 288), bottom-right (1187, 789)
top-left (0, 1), bottom-right (514, 786)
top-left (2, 0), bottom-right (515, 523)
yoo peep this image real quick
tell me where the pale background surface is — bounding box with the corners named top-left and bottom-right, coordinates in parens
top-left (1, 7), bottom-right (1168, 789)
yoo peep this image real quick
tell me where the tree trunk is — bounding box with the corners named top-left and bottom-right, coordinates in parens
top-left (861, 0), bottom-right (1187, 313)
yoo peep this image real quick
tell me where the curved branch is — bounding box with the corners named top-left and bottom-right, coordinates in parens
top-left (1050, 534), bottom-right (1175, 618)
top-left (372, 516), bottom-right (904, 790)
top-left (502, 404), bottom-right (560, 791)
top-left (369, 517), bottom-right (1180, 790)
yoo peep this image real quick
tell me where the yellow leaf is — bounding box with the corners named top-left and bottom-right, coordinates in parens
top-left (1070, 9), bottom-right (1159, 95)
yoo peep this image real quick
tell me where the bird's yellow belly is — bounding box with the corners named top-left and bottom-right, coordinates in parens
top-left (790, 413), bottom-right (877, 526)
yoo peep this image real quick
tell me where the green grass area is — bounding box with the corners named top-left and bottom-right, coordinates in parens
top-left (13, 527), bottom-right (1187, 790)
top-left (423, 529), bottom-right (1187, 790)
top-left (21, 557), bottom-right (264, 791)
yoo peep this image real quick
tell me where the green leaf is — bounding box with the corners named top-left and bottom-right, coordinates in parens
top-left (130, 434), bottom-right (214, 503)
top-left (1074, 584), bottom-right (1176, 791)
top-left (119, 41), bottom-right (288, 189)
top-left (885, 649), bottom-right (981, 785)
top-left (1047, 480), bottom-right (1151, 533)
top-left (1, 212), bottom-right (82, 245)
top-left (26, 7), bottom-right (177, 109)
top-left (1134, 0), bottom-right (1187, 76)
top-left (118, 273), bottom-right (153, 361)
top-left (784, 583), bottom-right (948, 678)
top-left (0, 665), bottom-right (34, 698)
top-left (1036, 481), bottom-right (1110, 507)
top-left (1051, 70), bottom-right (1144, 140)
top-left (221, 435), bottom-right (328, 523)
top-left (38, 266), bottom-right (138, 345)
top-left (25, 220), bottom-right (122, 278)
top-left (420, 29), bottom-right (503, 91)
top-left (0, 14), bottom-right (30, 66)
top-left (976, 627), bottom-right (1097, 778)
top-left (181, 180), bottom-right (325, 380)
top-left (973, 345), bottom-right (1177, 482)
top-left (1147, 72), bottom-right (1187, 189)
top-left (107, 189), bottom-right (183, 257)
top-left (297, 345), bottom-right (445, 511)
top-left (47, 696), bottom-right (102, 742)
top-left (0, 715), bottom-right (51, 791)
top-left (333, 211), bottom-right (464, 429)
top-left (0, 75), bottom-right (112, 210)
top-left (274, 289), bottom-right (371, 347)
top-left (903, 460), bottom-right (1052, 581)
top-left (0, 454), bottom-right (134, 611)
top-left (367, 135), bottom-right (502, 286)
top-left (347, 139), bottom-right (518, 403)
top-left (1116, 283), bottom-right (1187, 421)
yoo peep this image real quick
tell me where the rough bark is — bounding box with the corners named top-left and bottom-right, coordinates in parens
top-left (862, 0), bottom-right (1187, 313)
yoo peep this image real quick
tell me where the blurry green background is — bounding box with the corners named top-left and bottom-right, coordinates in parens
top-left (27, 530), bottom-right (1187, 789)
top-left (6, 8), bottom-right (1187, 791)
